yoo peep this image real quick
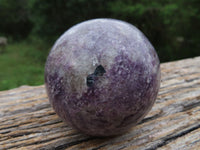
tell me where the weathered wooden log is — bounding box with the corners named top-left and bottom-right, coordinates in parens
top-left (1, 56), bottom-right (200, 150)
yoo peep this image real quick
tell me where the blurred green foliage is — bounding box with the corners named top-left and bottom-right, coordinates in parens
top-left (0, 0), bottom-right (32, 39)
top-left (0, 0), bottom-right (199, 61)
top-left (0, 0), bottom-right (200, 90)
top-left (0, 41), bottom-right (49, 90)
top-left (27, 0), bottom-right (200, 62)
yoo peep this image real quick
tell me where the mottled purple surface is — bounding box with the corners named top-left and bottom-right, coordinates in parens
top-left (45, 19), bottom-right (161, 136)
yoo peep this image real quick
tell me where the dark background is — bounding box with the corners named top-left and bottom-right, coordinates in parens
top-left (0, 0), bottom-right (199, 90)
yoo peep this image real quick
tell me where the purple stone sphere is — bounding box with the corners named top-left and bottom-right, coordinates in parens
top-left (45, 18), bottom-right (161, 137)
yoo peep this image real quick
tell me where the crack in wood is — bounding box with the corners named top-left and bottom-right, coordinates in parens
top-left (0, 110), bottom-right (55, 126)
top-left (91, 144), bottom-right (108, 150)
top-left (54, 138), bottom-right (93, 150)
top-left (147, 123), bottom-right (200, 150)
top-left (182, 101), bottom-right (200, 112)
top-left (0, 103), bottom-right (51, 117)
top-left (0, 119), bottom-right (63, 135)
top-left (139, 114), bottom-right (162, 124)
top-left (185, 77), bottom-right (200, 82)
top-left (0, 125), bottom-right (19, 131)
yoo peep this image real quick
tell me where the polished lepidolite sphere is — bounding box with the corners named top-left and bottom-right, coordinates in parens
top-left (45, 19), bottom-right (160, 136)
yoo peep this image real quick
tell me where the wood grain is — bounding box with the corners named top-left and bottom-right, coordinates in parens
top-left (1, 56), bottom-right (200, 150)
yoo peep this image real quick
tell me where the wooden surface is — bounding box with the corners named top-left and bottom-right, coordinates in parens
top-left (1, 57), bottom-right (200, 150)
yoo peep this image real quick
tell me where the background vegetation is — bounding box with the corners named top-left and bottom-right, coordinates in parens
top-left (0, 0), bottom-right (199, 90)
